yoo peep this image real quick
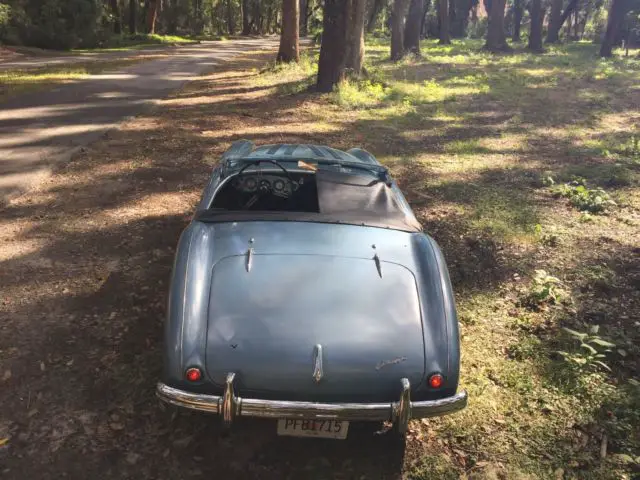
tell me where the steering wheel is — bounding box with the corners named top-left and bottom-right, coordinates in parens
top-left (236, 160), bottom-right (296, 190)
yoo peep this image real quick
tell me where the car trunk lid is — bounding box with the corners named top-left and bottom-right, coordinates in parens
top-left (205, 254), bottom-right (425, 402)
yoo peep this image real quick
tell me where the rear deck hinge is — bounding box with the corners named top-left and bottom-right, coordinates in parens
top-left (245, 248), bottom-right (254, 272)
top-left (373, 253), bottom-right (383, 278)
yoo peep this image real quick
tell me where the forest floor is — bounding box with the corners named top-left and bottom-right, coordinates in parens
top-left (0, 40), bottom-right (639, 479)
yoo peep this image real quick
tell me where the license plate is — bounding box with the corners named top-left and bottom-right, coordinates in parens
top-left (277, 418), bottom-right (349, 439)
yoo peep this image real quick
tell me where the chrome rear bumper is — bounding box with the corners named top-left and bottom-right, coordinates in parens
top-left (156, 374), bottom-right (467, 433)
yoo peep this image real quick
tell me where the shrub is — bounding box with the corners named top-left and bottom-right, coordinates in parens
top-left (3, 0), bottom-right (108, 50)
top-left (520, 269), bottom-right (568, 311)
top-left (0, 3), bottom-right (10, 39)
top-left (553, 178), bottom-right (617, 214)
top-left (557, 325), bottom-right (616, 372)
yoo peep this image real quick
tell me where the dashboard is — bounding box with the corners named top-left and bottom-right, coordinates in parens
top-left (231, 174), bottom-right (300, 198)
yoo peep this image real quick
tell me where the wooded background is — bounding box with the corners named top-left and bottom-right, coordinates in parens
top-left (0, 0), bottom-right (638, 73)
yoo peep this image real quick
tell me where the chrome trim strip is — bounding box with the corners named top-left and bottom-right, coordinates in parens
top-left (245, 248), bottom-right (254, 272)
top-left (312, 344), bottom-right (323, 383)
top-left (157, 383), bottom-right (468, 422)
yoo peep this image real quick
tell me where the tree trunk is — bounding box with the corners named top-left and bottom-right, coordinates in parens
top-left (391, 0), bottom-right (411, 59)
top-left (549, 0), bottom-right (580, 41)
top-left (317, 0), bottom-right (350, 92)
top-left (146, 0), bottom-right (158, 34)
top-left (546, 0), bottom-right (563, 42)
top-left (404, 0), bottom-right (424, 53)
top-left (579, 4), bottom-right (589, 39)
top-left (109, 0), bottom-right (122, 34)
top-left (266, 4), bottom-right (274, 33)
top-left (344, 0), bottom-right (367, 75)
top-left (421, 0), bottom-right (431, 37)
top-left (242, 0), bottom-right (251, 35)
top-left (129, 0), bottom-right (137, 33)
top-left (450, 0), bottom-right (472, 37)
top-left (527, 0), bottom-right (544, 51)
top-left (277, 0), bottom-right (300, 62)
top-left (437, 0), bottom-right (451, 43)
top-left (484, 0), bottom-right (510, 51)
top-left (511, 0), bottom-right (523, 41)
top-left (299, 0), bottom-right (308, 36)
top-left (599, 0), bottom-right (627, 57)
top-left (227, 0), bottom-right (236, 34)
top-left (367, 0), bottom-right (386, 33)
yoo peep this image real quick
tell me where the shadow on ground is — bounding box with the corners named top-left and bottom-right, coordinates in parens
top-left (1, 43), bottom-right (638, 480)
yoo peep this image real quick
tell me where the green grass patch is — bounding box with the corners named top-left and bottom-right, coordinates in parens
top-left (254, 52), bottom-right (318, 95)
top-left (72, 33), bottom-right (205, 52)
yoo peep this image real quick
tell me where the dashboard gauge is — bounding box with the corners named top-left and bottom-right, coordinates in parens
top-left (273, 179), bottom-right (285, 192)
top-left (259, 179), bottom-right (271, 192)
top-left (244, 177), bottom-right (257, 192)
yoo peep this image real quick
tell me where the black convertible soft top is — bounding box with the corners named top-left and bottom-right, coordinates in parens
top-left (197, 169), bottom-right (423, 233)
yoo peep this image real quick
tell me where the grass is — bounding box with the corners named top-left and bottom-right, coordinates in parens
top-left (0, 58), bottom-right (152, 102)
top-left (71, 33), bottom-right (215, 52)
top-left (238, 39), bottom-right (640, 478)
top-left (252, 51), bottom-right (318, 95)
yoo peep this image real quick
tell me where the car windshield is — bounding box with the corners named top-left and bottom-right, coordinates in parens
top-left (204, 161), bottom-right (422, 233)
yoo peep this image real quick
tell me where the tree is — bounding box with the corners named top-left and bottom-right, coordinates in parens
top-left (546, 0), bottom-right (580, 42)
top-left (528, 0), bottom-right (545, 51)
top-left (450, 0), bottom-right (473, 37)
top-left (421, 0), bottom-right (432, 37)
top-left (242, 0), bottom-right (251, 35)
top-left (109, 0), bottom-right (122, 34)
top-left (277, 0), bottom-right (300, 62)
top-left (367, 0), bottom-right (387, 32)
top-left (484, 0), bottom-right (510, 51)
top-left (129, 0), bottom-right (137, 33)
top-left (404, 0), bottom-right (424, 53)
top-left (391, 0), bottom-right (411, 59)
top-left (146, 0), bottom-right (159, 34)
top-left (600, 0), bottom-right (629, 57)
top-left (546, 0), bottom-right (563, 42)
top-left (226, 0), bottom-right (236, 34)
top-left (512, 0), bottom-right (524, 41)
top-left (300, 0), bottom-right (309, 36)
top-left (438, 0), bottom-right (451, 43)
top-left (317, 0), bottom-right (350, 92)
top-left (345, 0), bottom-right (367, 75)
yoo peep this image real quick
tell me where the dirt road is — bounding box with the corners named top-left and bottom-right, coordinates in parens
top-left (0, 45), bottom-right (180, 71)
top-left (0, 38), bottom-right (277, 206)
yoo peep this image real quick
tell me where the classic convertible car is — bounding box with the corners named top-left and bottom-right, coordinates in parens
top-left (157, 141), bottom-right (467, 440)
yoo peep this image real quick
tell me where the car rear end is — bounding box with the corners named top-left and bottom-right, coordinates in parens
top-left (158, 220), bottom-right (466, 439)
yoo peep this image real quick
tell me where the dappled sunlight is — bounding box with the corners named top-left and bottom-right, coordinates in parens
top-left (1, 35), bottom-right (638, 480)
top-left (0, 232), bottom-right (43, 262)
top-left (0, 123), bottom-right (120, 148)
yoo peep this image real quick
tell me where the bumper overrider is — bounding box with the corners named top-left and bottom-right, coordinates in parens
top-left (156, 373), bottom-right (468, 433)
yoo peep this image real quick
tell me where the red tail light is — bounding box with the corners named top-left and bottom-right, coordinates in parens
top-left (429, 373), bottom-right (443, 389)
top-left (185, 367), bottom-right (202, 382)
